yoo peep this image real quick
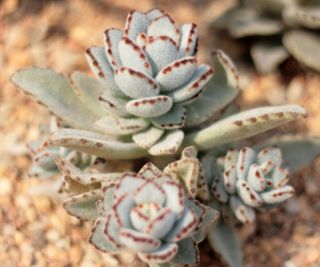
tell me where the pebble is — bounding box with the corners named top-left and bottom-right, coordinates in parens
top-left (0, 177), bottom-right (13, 196)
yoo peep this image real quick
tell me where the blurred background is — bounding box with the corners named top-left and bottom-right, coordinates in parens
top-left (1, 0), bottom-right (320, 266)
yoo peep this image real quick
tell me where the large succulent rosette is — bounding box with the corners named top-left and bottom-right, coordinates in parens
top-left (206, 146), bottom-right (295, 223)
top-left (85, 8), bottom-right (214, 155)
top-left (87, 161), bottom-right (218, 266)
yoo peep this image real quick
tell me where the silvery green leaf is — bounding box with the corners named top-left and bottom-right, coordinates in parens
top-left (156, 57), bottom-right (197, 91)
top-left (283, 6), bottom-right (320, 29)
top-left (148, 130), bottom-right (184, 156)
top-left (115, 67), bottom-right (159, 99)
top-left (126, 95), bottom-right (173, 118)
top-left (118, 36), bottom-right (152, 76)
top-left (138, 243), bottom-right (178, 264)
top-left (147, 14), bottom-right (180, 45)
top-left (103, 28), bottom-right (123, 70)
top-left (230, 196), bottom-right (256, 223)
top-left (260, 185), bottom-right (295, 204)
top-left (208, 222), bottom-right (243, 267)
top-left (89, 217), bottom-right (120, 253)
top-left (85, 46), bottom-right (114, 81)
top-left (256, 135), bottom-right (320, 172)
top-left (151, 105), bottom-right (186, 129)
top-left (283, 30), bottom-right (320, 72)
top-left (10, 68), bottom-right (97, 130)
top-left (244, 0), bottom-right (290, 16)
top-left (184, 105), bottom-right (307, 151)
top-left (70, 71), bottom-right (108, 117)
top-left (95, 115), bottom-right (149, 135)
top-left (170, 238), bottom-right (199, 266)
top-left (132, 127), bottom-right (165, 149)
top-left (63, 189), bottom-right (100, 221)
top-left (211, 174), bottom-right (229, 203)
top-left (169, 64), bottom-right (214, 103)
top-left (145, 36), bottom-right (179, 73)
top-left (236, 180), bottom-right (263, 207)
top-left (124, 10), bottom-right (149, 41)
top-left (185, 50), bottom-right (239, 127)
top-left (49, 128), bottom-right (148, 159)
top-left (251, 43), bottom-right (289, 74)
top-left (98, 90), bottom-right (130, 117)
top-left (179, 23), bottom-right (198, 56)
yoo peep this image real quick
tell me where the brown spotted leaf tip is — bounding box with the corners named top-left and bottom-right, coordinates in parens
top-left (185, 104), bottom-right (307, 151)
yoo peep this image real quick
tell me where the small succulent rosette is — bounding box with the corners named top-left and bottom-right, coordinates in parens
top-left (63, 149), bottom-right (217, 266)
top-left (86, 8), bottom-right (214, 155)
top-left (208, 146), bottom-right (295, 224)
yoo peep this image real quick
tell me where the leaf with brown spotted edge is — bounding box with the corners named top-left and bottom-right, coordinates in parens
top-left (48, 128), bottom-right (148, 160)
top-left (10, 68), bottom-right (98, 130)
top-left (184, 104), bottom-right (307, 151)
top-left (63, 189), bottom-right (100, 221)
top-left (54, 155), bottom-right (122, 195)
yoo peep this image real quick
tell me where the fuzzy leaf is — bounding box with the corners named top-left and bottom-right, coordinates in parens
top-left (151, 105), bottom-right (186, 129)
top-left (184, 105), bottom-right (307, 151)
top-left (89, 217), bottom-right (119, 253)
top-left (185, 50), bottom-right (239, 126)
top-left (70, 71), bottom-right (108, 117)
top-left (256, 135), bottom-right (320, 172)
top-left (149, 130), bottom-right (184, 156)
top-left (63, 189), bottom-right (100, 221)
top-left (208, 222), bottom-right (243, 267)
top-left (49, 128), bottom-right (148, 159)
top-left (95, 115), bottom-right (149, 135)
top-left (170, 238), bottom-right (199, 266)
top-left (283, 30), bottom-right (320, 72)
top-left (11, 68), bottom-right (97, 130)
top-left (251, 43), bottom-right (289, 74)
top-left (132, 127), bottom-right (165, 149)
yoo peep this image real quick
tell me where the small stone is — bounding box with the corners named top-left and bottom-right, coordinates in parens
top-left (0, 177), bottom-right (13, 196)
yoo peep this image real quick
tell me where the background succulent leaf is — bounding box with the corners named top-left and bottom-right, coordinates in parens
top-left (185, 50), bottom-right (239, 127)
top-left (256, 135), bottom-right (320, 172)
top-left (184, 105), bottom-right (307, 151)
top-left (170, 238), bottom-right (199, 266)
top-left (283, 6), bottom-right (320, 28)
top-left (48, 128), bottom-right (148, 159)
top-left (208, 222), bottom-right (243, 267)
top-left (63, 189), bottom-right (100, 221)
top-left (10, 68), bottom-right (98, 130)
top-left (250, 42), bottom-right (289, 74)
top-left (283, 30), bottom-right (320, 72)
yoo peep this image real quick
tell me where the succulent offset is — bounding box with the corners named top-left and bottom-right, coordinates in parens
top-left (11, 8), bottom-right (308, 160)
top-left (58, 147), bottom-right (219, 266)
top-left (214, 0), bottom-right (320, 73)
top-left (205, 146), bottom-right (295, 224)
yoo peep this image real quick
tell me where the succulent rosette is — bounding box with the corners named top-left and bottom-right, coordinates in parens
top-left (205, 146), bottom-right (295, 224)
top-left (85, 8), bottom-right (214, 155)
top-left (87, 161), bottom-right (218, 266)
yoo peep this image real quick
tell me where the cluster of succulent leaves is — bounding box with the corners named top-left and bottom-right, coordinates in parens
top-left (10, 8), bottom-right (320, 267)
top-left (214, 0), bottom-right (320, 73)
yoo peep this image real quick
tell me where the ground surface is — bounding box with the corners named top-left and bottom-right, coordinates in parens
top-left (1, 0), bottom-right (320, 266)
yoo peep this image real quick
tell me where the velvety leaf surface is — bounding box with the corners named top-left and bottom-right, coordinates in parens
top-left (184, 105), bottom-right (307, 151)
top-left (208, 222), bottom-right (243, 267)
top-left (49, 129), bottom-right (148, 159)
top-left (11, 68), bottom-right (98, 130)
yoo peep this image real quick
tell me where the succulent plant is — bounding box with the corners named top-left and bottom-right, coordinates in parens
top-left (214, 0), bottom-right (320, 73)
top-left (57, 147), bottom-right (219, 266)
top-left (207, 146), bottom-right (294, 224)
top-left (11, 8), bottom-right (308, 160)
